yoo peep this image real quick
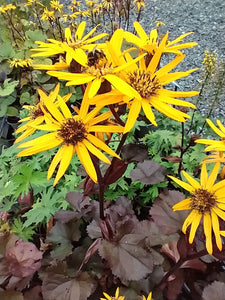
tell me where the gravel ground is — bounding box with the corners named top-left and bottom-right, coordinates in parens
top-left (140, 0), bottom-right (225, 118)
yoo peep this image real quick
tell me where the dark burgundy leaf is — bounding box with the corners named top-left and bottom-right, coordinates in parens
top-left (18, 190), bottom-right (33, 207)
top-left (130, 160), bottom-right (166, 184)
top-left (150, 190), bottom-right (188, 235)
top-left (41, 271), bottom-right (96, 300)
top-left (5, 240), bottom-right (42, 277)
top-left (166, 269), bottom-right (184, 300)
top-left (202, 281), bottom-right (225, 300)
top-left (104, 160), bottom-right (128, 185)
top-left (78, 238), bottom-right (102, 271)
top-left (66, 192), bottom-right (89, 211)
top-left (46, 221), bottom-right (81, 260)
top-left (120, 143), bottom-right (148, 162)
top-left (161, 156), bottom-right (182, 163)
top-left (98, 233), bottom-right (154, 281)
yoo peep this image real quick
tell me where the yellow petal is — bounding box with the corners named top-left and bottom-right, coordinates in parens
top-left (75, 142), bottom-right (97, 182)
top-left (211, 210), bottom-right (222, 251)
top-left (75, 21), bottom-right (86, 40)
top-left (87, 134), bottom-right (120, 159)
top-left (172, 198), bottom-right (191, 211)
top-left (124, 100), bottom-right (142, 133)
top-left (154, 54), bottom-right (185, 78)
top-left (168, 175), bottom-right (194, 193)
top-left (182, 210), bottom-right (197, 233)
top-left (57, 95), bottom-right (72, 119)
top-left (203, 213), bottom-right (212, 254)
top-left (189, 212), bottom-right (201, 243)
top-left (90, 125), bottom-right (124, 133)
top-left (182, 171), bottom-right (201, 189)
top-left (14, 127), bottom-right (36, 143)
top-left (134, 21), bottom-right (149, 41)
top-left (83, 139), bottom-right (111, 164)
top-left (159, 69), bottom-right (198, 85)
top-left (206, 119), bottom-right (225, 137)
top-left (207, 162), bottom-right (220, 189)
top-left (88, 78), bottom-right (102, 98)
top-left (141, 98), bottom-right (157, 126)
top-left (104, 74), bottom-right (141, 100)
top-left (53, 144), bottom-right (74, 186)
top-left (200, 163), bottom-right (207, 188)
top-left (47, 146), bottom-right (64, 180)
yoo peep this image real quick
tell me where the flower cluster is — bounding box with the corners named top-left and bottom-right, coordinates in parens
top-left (0, 4), bottom-right (16, 14)
top-left (15, 21), bottom-right (199, 187)
top-left (9, 58), bottom-right (33, 69)
top-left (15, 20), bottom-right (225, 256)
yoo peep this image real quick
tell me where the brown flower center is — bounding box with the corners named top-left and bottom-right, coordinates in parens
top-left (190, 188), bottom-right (217, 214)
top-left (58, 118), bottom-right (87, 145)
top-left (84, 50), bottom-right (113, 78)
top-left (128, 70), bottom-right (161, 99)
top-left (31, 105), bottom-right (44, 120)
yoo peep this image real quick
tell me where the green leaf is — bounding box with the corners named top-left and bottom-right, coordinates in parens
top-left (0, 79), bottom-right (19, 97)
top-left (0, 42), bottom-right (15, 59)
top-left (12, 162), bottom-right (48, 197)
top-left (6, 106), bottom-right (19, 116)
top-left (11, 218), bottom-right (35, 241)
top-left (26, 29), bottom-right (47, 42)
top-left (23, 187), bottom-right (61, 227)
top-left (20, 91), bottom-right (32, 104)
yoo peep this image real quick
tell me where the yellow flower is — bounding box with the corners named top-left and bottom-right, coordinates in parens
top-left (101, 288), bottom-right (124, 300)
top-left (202, 50), bottom-right (217, 76)
top-left (86, 0), bottom-right (98, 8)
top-left (41, 8), bottom-right (55, 21)
top-left (32, 21), bottom-right (107, 67)
top-left (195, 119), bottom-right (225, 152)
top-left (102, 0), bottom-right (114, 11)
top-left (9, 58), bottom-right (33, 68)
top-left (16, 84), bottom-right (124, 186)
top-left (47, 29), bottom-right (143, 99)
top-left (124, 21), bottom-right (198, 55)
top-left (25, 0), bottom-right (44, 6)
top-left (14, 84), bottom-right (71, 143)
top-left (154, 20), bottom-right (165, 28)
top-left (168, 162), bottom-right (225, 254)
top-left (0, 4), bottom-right (16, 13)
top-left (50, 0), bottom-right (63, 12)
top-left (143, 292), bottom-right (152, 300)
top-left (91, 33), bottom-right (198, 133)
top-left (133, 0), bottom-right (145, 11)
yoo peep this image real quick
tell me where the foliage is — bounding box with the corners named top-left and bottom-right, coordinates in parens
top-left (0, 1), bottom-right (225, 300)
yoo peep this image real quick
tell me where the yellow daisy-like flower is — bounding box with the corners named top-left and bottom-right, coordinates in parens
top-left (86, 0), bottom-right (98, 8)
top-left (14, 84), bottom-right (71, 143)
top-left (9, 58), bottom-right (33, 68)
top-left (32, 21), bottom-right (107, 67)
top-left (133, 0), bottom-right (145, 11)
top-left (143, 292), bottom-right (152, 300)
top-left (102, 0), bottom-right (114, 11)
top-left (154, 20), bottom-right (165, 28)
top-left (195, 119), bottom-right (225, 152)
top-left (124, 21), bottom-right (198, 55)
top-left (0, 4), bottom-right (16, 13)
top-left (50, 0), bottom-right (63, 12)
top-left (25, 0), bottom-right (44, 7)
top-left (41, 8), bottom-right (55, 21)
top-left (101, 288), bottom-right (124, 300)
top-left (91, 33), bottom-right (198, 133)
top-left (16, 84), bottom-right (124, 186)
top-left (169, 162), bottom-right (225, 254)
top-left (47, 29), bottom-right (143, 99)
